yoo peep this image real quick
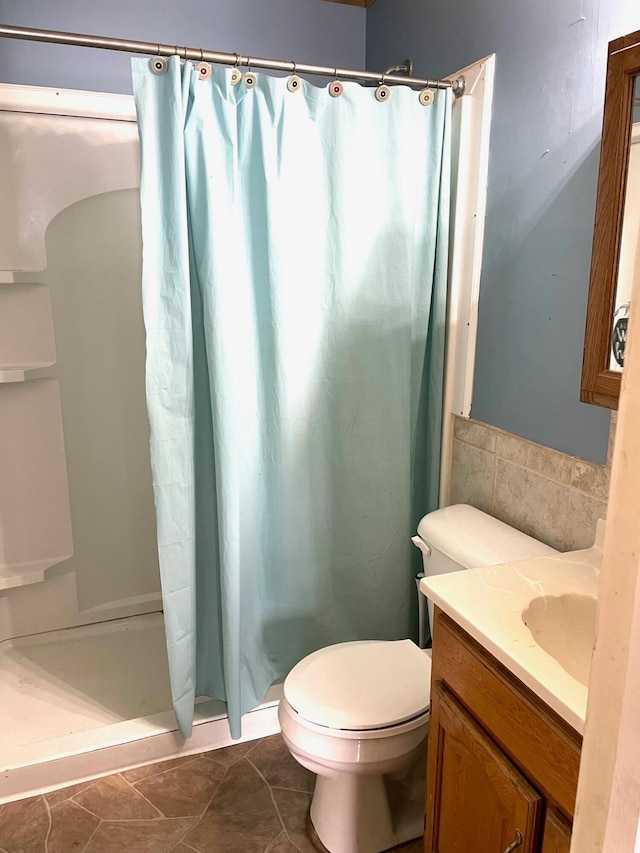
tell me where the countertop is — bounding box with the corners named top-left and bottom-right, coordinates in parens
top-left (420, 542), bottom-right (602, 734)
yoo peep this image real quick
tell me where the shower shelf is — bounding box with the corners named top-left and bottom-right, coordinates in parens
top-left (0, 367), bottom-right (51, 383)
top-left (0, 559), bottom-right (66, 591)
top-left (0, 284), bottom-right (56, 374)
top-left (0, 380), bottom-right (74, 585)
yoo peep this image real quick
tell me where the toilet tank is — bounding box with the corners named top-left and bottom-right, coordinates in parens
top-left (413, 504), bottom-right (558, 643)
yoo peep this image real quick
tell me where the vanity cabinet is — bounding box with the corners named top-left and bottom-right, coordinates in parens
top-left (425, 609), bottom-right (582, 853)
top-left (428, 681), bottom-right (541, 851)
top-left (540, 811), bottom-right (572, 853)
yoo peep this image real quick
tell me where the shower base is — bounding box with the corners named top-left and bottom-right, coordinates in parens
top-left (0, 613), bottom-right (281, 804)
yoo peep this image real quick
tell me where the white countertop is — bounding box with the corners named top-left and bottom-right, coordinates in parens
top-left (420, 544), bottom-right (602, 734)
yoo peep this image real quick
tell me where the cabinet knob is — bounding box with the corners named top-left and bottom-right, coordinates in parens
top-left (503, 830), bottom-right (523, 853)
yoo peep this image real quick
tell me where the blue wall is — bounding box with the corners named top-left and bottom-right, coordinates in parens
top-left (0, 0), bottom-right (365, 94)
top-left (368, 0), bottom-right (640, 463)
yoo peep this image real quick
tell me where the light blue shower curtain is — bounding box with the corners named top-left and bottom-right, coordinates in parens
top-left (132, 57), bottom-right (451, 738)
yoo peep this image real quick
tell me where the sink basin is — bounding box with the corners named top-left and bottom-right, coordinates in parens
top-left (421, 543), bottom-right (602, 732)
top-left (522, 594), bottom-right (597, 686)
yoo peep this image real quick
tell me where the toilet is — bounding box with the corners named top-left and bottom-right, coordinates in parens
top-left (278, 505), bottom-right (558, 853)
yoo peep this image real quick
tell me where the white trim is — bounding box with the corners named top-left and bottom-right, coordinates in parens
top-left (571, 121), bottom-right (640, 850)
top-left (439, 55), bottom-right (495, 506)
top-left (0, 691), bottom-right (282, 804)
top-left (0, 81), bottom-right (136, 122)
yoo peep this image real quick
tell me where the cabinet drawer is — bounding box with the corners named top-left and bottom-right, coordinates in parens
top-left (431, 609), bottom-right (582, 818)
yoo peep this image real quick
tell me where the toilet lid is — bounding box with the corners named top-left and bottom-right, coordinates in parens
top-left (284, 640), bottom-right (431, 730)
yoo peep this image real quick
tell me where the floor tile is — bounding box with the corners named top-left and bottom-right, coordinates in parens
top-left (44, 780), bottom-right (97, 807)
top-left (73, 773), bottom-right (162, 820)
top-left (134, 755), bottom-right (226, 818)
top-left (249, 735), bottom-right (315, 793)
top-left (0, 734), bottom-right (425, 853)
top-left (184, 758), bottom-right (282, 853)
top-left (0, 796), bottom-right (49, 853)
top-left (266, 831), bottom-right (302, 853)
top-left (83, 817), bottom-right (195, 853)
top-left (270, 788), bottom-right (322, 853)
top-left (122, 755), bottom-right (199, 784)
top-left (201, 739), bottom-right (257, 767)
top-left (48, 799), bottom-right (100, 853)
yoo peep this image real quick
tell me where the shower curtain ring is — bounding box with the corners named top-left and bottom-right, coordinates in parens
top-left (287, 60), bottom-right (301, 93)
top-left (149, 47), bottom-right (168, 75)
top-left (376, 71), bottom-right (391, 102)
top-left (329, 67), bottom-right (343, 98)
top-left (418, 86), bottom-right (435, 106)
top-left (196, 47), bottom-right (212, 80)
top-left (243, 58), bottom-right (257, 88)
top-left (230, 53), bottom-right (242, 85)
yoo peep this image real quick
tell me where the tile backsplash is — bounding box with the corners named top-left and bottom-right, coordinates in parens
top-left (449, 415), bottom-right (615, 552)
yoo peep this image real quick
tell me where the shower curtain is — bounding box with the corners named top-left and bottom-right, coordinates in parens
top-left (132, 57), bottom-right (451, 738)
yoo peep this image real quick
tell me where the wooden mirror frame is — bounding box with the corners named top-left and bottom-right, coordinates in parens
top-left (581, 29), bottom-right (640, 409)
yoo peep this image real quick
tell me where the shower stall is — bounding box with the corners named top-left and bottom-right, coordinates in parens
top-left (0, 85), bottom-right (282, 803)
top-left (0, 51), bottom-right (493, 803)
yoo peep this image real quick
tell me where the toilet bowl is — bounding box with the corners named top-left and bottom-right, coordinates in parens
top-left (279, 505), bottom-right (559, 853)
top-left (279, 640), bottom-right (431, 853)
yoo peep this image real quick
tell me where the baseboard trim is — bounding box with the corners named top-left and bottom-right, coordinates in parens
top-left (0, 696), bottom-right (281, 804)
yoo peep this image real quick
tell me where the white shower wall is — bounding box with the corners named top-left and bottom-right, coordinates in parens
top-left (0, 85), bottom-right (161, 641)
top-left (0, 87), bottom-right (283, 803)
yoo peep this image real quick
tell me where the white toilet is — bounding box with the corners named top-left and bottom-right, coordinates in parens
top-left (279, 505), bottom-right (557, 853)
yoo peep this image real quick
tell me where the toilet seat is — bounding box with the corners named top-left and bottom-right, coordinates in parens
top-left (284, 640), bottom-right (431, 731)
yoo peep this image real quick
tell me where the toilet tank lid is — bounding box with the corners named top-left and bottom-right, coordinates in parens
top-left (417, 504), bottom-right (557, 568)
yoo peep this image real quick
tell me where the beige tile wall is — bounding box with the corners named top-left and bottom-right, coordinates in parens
top-left (448, 414), bottom-right (616, 551)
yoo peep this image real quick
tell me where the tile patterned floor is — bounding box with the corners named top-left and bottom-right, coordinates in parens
top-left (0, 735), bottom-right (424, 853)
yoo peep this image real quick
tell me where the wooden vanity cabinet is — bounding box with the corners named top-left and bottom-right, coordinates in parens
top-left (540, 811), bottom-right (572, 853)
top-left (425, 609), bottom-right (582, 853)
top-left (428, 682), bottom-right (542, 852)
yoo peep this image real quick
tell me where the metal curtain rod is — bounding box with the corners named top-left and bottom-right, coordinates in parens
top-left (0, 24), bottom-right (465, 96)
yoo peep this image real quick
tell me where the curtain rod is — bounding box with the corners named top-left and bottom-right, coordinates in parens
top-left (0, 24), bottom-right (465, 96)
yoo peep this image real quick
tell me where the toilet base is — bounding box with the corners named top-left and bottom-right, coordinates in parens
top-left (309, 751), bottom-right (426, 853)
top-left (278, 694), bottom-right (428, 853)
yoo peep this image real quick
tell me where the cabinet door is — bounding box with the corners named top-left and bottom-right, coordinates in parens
top-left (541, 810), bottom-right (572, 853)
top-left (425, 681), bottom-right (542, 853)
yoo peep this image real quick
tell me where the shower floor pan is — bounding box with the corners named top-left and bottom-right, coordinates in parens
top-left (0, 613), bottom-right (281, 804)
